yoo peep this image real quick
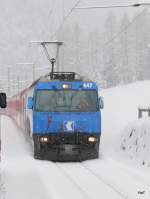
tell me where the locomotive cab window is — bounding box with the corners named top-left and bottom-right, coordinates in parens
top-left (35, 90), bottom-right (98, 112)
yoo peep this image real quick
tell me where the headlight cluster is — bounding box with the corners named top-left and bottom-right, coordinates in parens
top-left (88, 136), bottom-right (96, 142)
top-left (40, 137), bottom-right (49, 143)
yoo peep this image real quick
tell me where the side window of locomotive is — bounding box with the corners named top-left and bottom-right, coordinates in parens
top-left (0, 93), bottom-right (7, 108)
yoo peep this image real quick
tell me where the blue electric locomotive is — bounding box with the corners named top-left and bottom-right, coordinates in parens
top-left (26, 72), bottom-right (103, 161)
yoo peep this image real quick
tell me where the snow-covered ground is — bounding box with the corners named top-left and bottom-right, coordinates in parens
top-left (118, 118), bottom-right (150, 166)
top-left (101, 80), bottom-right (150, 153)
top-left (1, 80), bottom-right (150, 198)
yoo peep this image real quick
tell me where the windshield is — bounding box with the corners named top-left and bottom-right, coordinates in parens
top-left (35, 90), bottom-right (98, 112)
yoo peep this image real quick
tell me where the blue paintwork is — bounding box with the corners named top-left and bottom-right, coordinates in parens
top-left (35, 81), bottom-right (98, 90)
top-left (33, 111), bottom-right (101, 134)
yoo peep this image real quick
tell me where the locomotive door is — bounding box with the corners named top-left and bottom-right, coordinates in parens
top-left (20, 93), bottom-right (26, 129)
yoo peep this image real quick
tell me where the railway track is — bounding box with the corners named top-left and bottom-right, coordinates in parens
top-left (36, 157), bottom-right (150, 199)
top-left (36, 161), bottom-right (91, 199)
top-left (56, 162), bottom-right (127, 199)
top-left (80, 163), bottom-right (129, 199)
top-left (81, 158), bottom-right (150, 199)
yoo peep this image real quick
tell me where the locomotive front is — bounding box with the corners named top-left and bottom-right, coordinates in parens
top-left (27, 73), bottom-right (103, 161)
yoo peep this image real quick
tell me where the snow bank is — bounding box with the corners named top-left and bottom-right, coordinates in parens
top-left (101, 80), bottom-right (150, 167)
top-left (118, 118), bottom-right (150, 166)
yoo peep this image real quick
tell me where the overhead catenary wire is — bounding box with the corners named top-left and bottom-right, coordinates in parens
top-left (74, 3), bottom-right (148, 10)
top-left (45, 0), bottom-right (58, 38)
top-left (51, 0), bottom-right (82, 39)
top-left (5, 0), bottom-right (82, 94)
top-left (23, 1), bottom-right (148, 77)
top-left (25, 1), bottom-right (56, 63)
top-left (90, 7), bottom-right (148, 58)
top-left (27, 0), bottom-right (58, 71)
top-left (105, 7), bottom-right (148, 46)
top-left (28, 1), bottom-right (141, 63)
top-left (30, 0), bottom-right (82, 73)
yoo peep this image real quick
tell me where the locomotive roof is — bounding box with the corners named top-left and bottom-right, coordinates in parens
top-left (38, 76), bottom-right (92, 82)
top-left (29, 72), bottom-right (94, 89)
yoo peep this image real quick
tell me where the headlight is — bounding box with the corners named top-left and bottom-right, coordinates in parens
top-left (88, 137), bottom-right (96, 142)
top-left (62, 84), bottom-right (71, 89)
top-left (40, 137), bottom-right (48, 142)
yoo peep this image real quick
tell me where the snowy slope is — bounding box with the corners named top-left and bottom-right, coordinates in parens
top-left (101, 80), bottom-right (150, 166)
top-left (101, 80), bottom-right (150, 150)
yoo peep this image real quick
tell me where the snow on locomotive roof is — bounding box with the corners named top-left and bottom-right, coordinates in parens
top-left (38, 72), bottom-right (92, 82)
top-left (29, 72), bottom-right (93, 89)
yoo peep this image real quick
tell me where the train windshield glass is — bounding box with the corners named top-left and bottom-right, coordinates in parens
top-left (35, 90), bottom-right (98, 112)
